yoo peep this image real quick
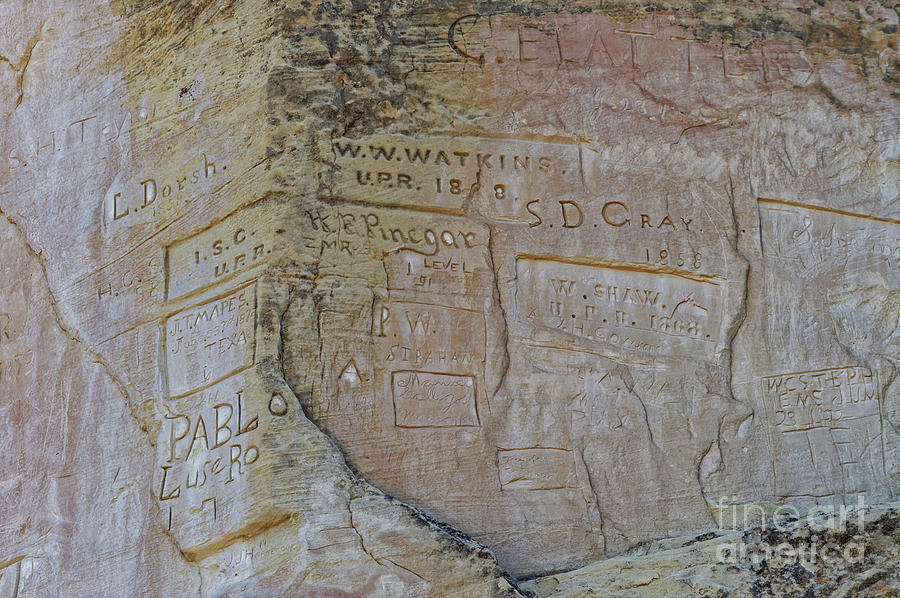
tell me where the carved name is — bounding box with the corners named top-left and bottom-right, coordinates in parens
top-left (330, 135), bottom-right (581, 215)
top-left (762, 365), bottom-right (881, 433)
top-left (104, 152), bottom-right (227, 228)
top-left (302, 205), bottom-right (481, 262)
top-left (155, 373), bottom-right (291, 559)
top-left (760, 365), bottom-right (885, 498)
top-left (166, 202), bottom-right (275, 300)
top-left (391, 370), bottom-right (479, 428)
top-left (451, 13), bottom-right (817, 86)
top-left (165, 283), bottom-right (257, 398)
top-left (516, 256), bottom-right (726, 359)
top-left (3, 103), bottom-right (157, 175)
top-left (522, 198), bottom-right (698, 233)
top-left (376, 301), bottom-right (486, 373)
top-left (497, 447), bottom-right (576, 491)
top-left (759, 197), bottom-right (900, 273)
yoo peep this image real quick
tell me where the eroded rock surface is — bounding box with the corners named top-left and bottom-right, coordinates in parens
top-left (0, 0), bottom-right (897, 595)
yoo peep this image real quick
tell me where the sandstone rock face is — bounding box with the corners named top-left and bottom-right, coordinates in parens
top-left (0, 0), bottom-right (898, 596)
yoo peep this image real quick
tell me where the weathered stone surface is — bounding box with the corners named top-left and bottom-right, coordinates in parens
top-left (1, 0), bottom-right (897, 595)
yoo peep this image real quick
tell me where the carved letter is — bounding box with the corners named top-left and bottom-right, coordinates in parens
top-left (602, 201), bottom-right (630, 227)
top-left (141, 179), bottom-right (157, 208)
top-left (159, 465), bottom-right (181, 500)
top-left (212, 402), bottom-right (234, 449)
top-left (526, 200), bottom-right (542, 228)
top-left (236, 390), bottom-right (259, 436)
top-left (187, 415), bottom-right (209, 457)
top-left (560, 200), bottom-right (584, 228)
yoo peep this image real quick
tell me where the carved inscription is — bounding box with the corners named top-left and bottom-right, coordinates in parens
top-left (2, 103), bottom-right (157, 176)
top-left (165, 283), bottom-right (257, 398)
top-left (763, 366), bottom-right (881, 433)
top-left (166, 202), bottom-right (276, 300)
top-left (62, 246), bottom-right (166, 344)
top-left (761, 365), bottom-right (885, 498)
top-left (302, 204), bottom-right (482, 263)
top-left (94, 254), bottom-right (164, 304)
top-left (758, 198), bottom-right (898, 358)
top-left (159, 385), bottom-right (260, 498)
top-left (156, 373), bottom-right (289, 557)
top-left (567, 370), bottom-right (618, 435)
top-left (385, 250), bottom-right (485, 297)
top-left (516, 256), bottom-right (725, 359)
top-left (377, 301), bottom-right (486, 427)
top-left (451, 14), bottom-right (817, 86)
top-left (104, 152), bottom-right (228, 228)
top-left (330, 136), bottom-right (581, 216)
top-left (497, 447), bottom-right (576, 491)
top-left (759, 197), bottom-right (900, 273)
top-left (382, 220), bottom-right (491, 298)
top-left (523, 197), bottom-right (699, 236)
top-left (391, 370), bottom-right (479, 428)
top-left (376, 301), bottom-right (486, 373)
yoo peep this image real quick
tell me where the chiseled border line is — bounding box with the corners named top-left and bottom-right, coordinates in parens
top-left (758, 197), bottom-right (900, 226)
top-left (516, 252), bottom-right (725, 285)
